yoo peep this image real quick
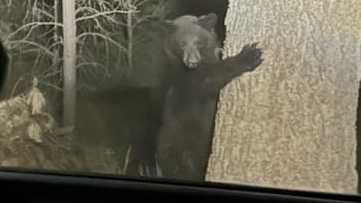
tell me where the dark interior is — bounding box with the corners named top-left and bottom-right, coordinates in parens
top-left (0, 169), bottom-right (359, 203)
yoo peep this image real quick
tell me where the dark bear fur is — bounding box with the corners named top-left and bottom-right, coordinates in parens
top-left (157, 43), bottom-right (263, 180)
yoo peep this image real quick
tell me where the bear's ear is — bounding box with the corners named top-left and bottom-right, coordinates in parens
top-left (198, 13), bottom-right (218, 32)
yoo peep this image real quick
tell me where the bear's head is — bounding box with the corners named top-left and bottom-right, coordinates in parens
top-left (165, 13), bottom-right (223, 69)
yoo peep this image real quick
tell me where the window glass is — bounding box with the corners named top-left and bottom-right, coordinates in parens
top-left (0, 0), bottom-right (360, 196)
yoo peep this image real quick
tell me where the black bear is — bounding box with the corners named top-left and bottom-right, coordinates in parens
top-left (74, 13), bottom-right (263, 179)
top-left (0, 41), bottom-right (8, 92)
top-left (155, 14), bottom-right (263, 181)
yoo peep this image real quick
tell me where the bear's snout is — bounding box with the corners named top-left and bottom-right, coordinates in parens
top-left (183, 46), bottom-right (202, 69)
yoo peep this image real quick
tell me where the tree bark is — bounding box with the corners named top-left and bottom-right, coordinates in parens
top-left (206, 0), bottom-right (361, 194)
top-left (62, 0), bottom-right (77, 133)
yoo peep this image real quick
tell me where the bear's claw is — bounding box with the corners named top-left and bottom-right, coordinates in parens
top-left (238, 42), bottom-right (264, 71)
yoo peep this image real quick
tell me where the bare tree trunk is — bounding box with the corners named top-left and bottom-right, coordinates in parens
top-left (127, 0), bottom-right (134, 75)
top-left (62, 0), bottom-right (77, 135)
top-left (206, 0), bottom-right (361, 194)
top-left (53, 0), bottom-right (60, 66)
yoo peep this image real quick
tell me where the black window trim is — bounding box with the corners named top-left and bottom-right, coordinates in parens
top-left (0, 168), bottom-right (360, 202)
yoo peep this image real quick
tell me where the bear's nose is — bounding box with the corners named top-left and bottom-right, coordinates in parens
top-left (187, 58), bottom-right (198, 69)
top-left (183, 47), bottom-right (201, 69)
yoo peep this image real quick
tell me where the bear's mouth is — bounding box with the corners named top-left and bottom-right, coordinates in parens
top-left (183, 54), bottom-right (201, 69)
top-left (182, 46), bottom-right (202, 69)
top-left (185, 62), bottom-right (199, 69)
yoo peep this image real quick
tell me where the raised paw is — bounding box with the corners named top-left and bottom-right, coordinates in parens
top-left (237, 42), bottom-right (264, 71)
